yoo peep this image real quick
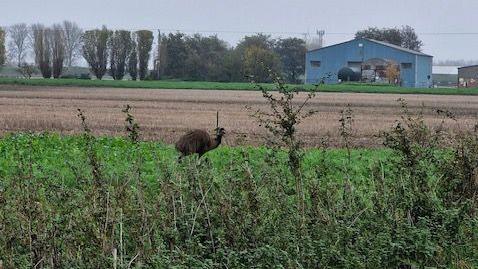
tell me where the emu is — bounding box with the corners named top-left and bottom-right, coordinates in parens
top-left (175, 127), bottom-right (226, 160)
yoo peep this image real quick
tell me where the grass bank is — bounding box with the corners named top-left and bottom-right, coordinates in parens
top-left (1, 77), bottom-right (478, 95)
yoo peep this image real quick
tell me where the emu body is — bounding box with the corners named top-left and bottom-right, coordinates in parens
top-left (175, 128), bottom-right (225, 159)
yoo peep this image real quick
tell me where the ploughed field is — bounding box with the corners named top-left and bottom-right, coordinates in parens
top-left (0, 84), bottom-right (477, 147)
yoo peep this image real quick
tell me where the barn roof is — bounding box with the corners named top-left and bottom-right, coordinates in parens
top-left (458, 64), bottom-right (478, 69)
top-left (308, 38), bottom-right (433, 57)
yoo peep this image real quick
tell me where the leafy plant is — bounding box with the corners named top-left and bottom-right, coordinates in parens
top-left (121, 104), bottom-right (140, 143)
top-left (248, 72), bottom-right (318, 222)
top-left (16, 62), bottom-right (37, 79)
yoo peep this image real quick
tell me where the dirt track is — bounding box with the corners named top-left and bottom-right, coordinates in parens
top-left (0, 85), bottom-right (477, 147)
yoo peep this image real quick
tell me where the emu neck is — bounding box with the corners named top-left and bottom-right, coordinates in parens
top-left (213, 135), bottom-right (223, 148)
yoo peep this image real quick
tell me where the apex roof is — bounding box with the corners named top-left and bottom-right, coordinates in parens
top-left (308, 38), bottom-right (432, 57)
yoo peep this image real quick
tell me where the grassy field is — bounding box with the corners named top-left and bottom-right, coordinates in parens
top-left (1, 77), bottom-right (478, 95)
top-left (0, 132), bottom-right (477, 268)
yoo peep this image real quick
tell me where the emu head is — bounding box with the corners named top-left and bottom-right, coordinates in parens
top-left (215, 127), bottom-right (226, 138)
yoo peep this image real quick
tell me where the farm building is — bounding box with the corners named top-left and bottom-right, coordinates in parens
top-left (458, 65), bottom-right (478, 88)
top-left (305, 38), bottom-right (433, 88)
top-left (432, 65), bottom-right (459, 87)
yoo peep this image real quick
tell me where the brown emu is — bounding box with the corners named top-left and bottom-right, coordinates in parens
top-left (175, 127), bottom-right (226, 159)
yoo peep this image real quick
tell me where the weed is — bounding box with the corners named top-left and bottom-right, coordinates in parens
top-left (248, 71), bottom-right (318, 225)
top-left (121, 104), bottom-right (140, 144)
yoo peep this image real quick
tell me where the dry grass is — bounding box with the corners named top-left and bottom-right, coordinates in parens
top-left (0, 85), bottom-right (477, 147)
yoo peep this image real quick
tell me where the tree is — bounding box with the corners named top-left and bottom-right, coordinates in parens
top-left (159, 33), bottom-right (230, 81)
top-left (235, 34), bottom-right (281, 82)
top-left (160, 32), bottom-right (188, 78)
top-left (274, 38), bottom-right (306, 83)
top-left (243, 45), bottom-right (281, 83)
top-left (82, 26), bottom-right (111, 79)
top-left (400, 25), bottom-right (423, 52)
top-left (236, 33), bottom-right (275, 51)
top-left (183, 43), bottom-right (202, 81)
top-left (52, 24), bottom-right (65, 78)
top-left (128, 33), bottom-right (138, 80)
top-left (109, 30), bottom-right (132, 80)
top-left (236, 34), bottom-right (281, 82)
top-left (356, 26), bottom-right (423, 52)
top-left (32, 24), bottom-right (52, 78)
top-left (0, 27), bottom-right (5, 66)
top-left (136, 30), bottom-right (153, 80)
top-left (381, 28), bottom-right (402, 46)
top-left (7, 23), bottom-right (30, 67)
top-left (223, 48), bottom-right (243, 82)
top-left (183, 34), bottom-right (228, 81)
top-left (385, 63), bottom-right (400, 84)
top-left (62, 21), bottom-right (83, 67)
top-left (355, 27), bottom-right (402, 46)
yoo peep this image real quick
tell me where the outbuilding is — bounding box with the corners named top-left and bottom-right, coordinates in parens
top-left (305, 38), bottom-right (433, 88)
top-left (458, 65), bottom-right (478, 88)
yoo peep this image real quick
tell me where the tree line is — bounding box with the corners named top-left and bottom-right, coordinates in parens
top-left (0, 22), bottom-right (307, 83)
top-left (0, 22), bottom-right (84, 79)
top-left (0, 23), bottom-right (424, 83)
top-left (159, 32), bottom-right (306, 83)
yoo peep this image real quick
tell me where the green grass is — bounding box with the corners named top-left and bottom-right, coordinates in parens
top-left (0, 133), bottom-right (388, 185)
top-left (1, 77), bottom-right (478, 95)
top-left (0, 133), bottom-right (476, 267)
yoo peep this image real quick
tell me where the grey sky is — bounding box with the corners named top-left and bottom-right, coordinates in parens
top-left (2, 0), bottom-right (477, 61)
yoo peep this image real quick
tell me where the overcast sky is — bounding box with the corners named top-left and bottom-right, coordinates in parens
top-left (2, 0), bottom-right (477, 61)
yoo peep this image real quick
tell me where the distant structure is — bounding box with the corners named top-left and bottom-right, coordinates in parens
top-left (432, 66), bottom-right (459, 75)
top-left (432, 65), bottom-right (459, 87)
top-left (458, 65), bottom-right (478, 88)
top-left (305, 30), bottom-right (325, 51)
top-left (305, 38), bottom-right (433, 88)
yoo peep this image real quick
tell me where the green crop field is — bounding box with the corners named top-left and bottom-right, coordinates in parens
top-left (1, 77), bottom-right (478, 95)
top-left (0, 132), bottom-right (477, 268)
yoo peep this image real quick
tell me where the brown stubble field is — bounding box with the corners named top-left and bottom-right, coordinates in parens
top-left (0, 84), bottom-right (477, 148)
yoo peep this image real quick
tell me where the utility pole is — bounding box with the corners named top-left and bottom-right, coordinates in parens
top-left (154, 29), bottom-right (161, 80)
top-left (317, 30), bottom-right (325, 48)
top-left (305, 29), bottom-right (325, 51)
top-left (359, 42), bottom-right (364, 82)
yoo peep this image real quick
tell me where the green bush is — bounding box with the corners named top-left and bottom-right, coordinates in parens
top-left (78, 73), bottom-right (91, 80)
top-left (59, 74), bottom-right (77, 79)
top-left (60, 73), bottom-right (91, 80)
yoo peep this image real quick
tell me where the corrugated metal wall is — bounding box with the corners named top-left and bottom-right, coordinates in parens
top-left (458, 66), bottom-right (478, 88)
top-left (305, 38), bottom-right (433, 88)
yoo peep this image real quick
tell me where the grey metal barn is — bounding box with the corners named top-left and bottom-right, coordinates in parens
top-left (305, 38), bottom-right (433, 88)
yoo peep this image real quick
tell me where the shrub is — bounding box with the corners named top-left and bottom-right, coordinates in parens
top-left (16, 62), bottom-right (37, 79)
top-left (60, 73), bottom-right (91, 80)
top-left (59, 74), bottom-right (77, 79)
